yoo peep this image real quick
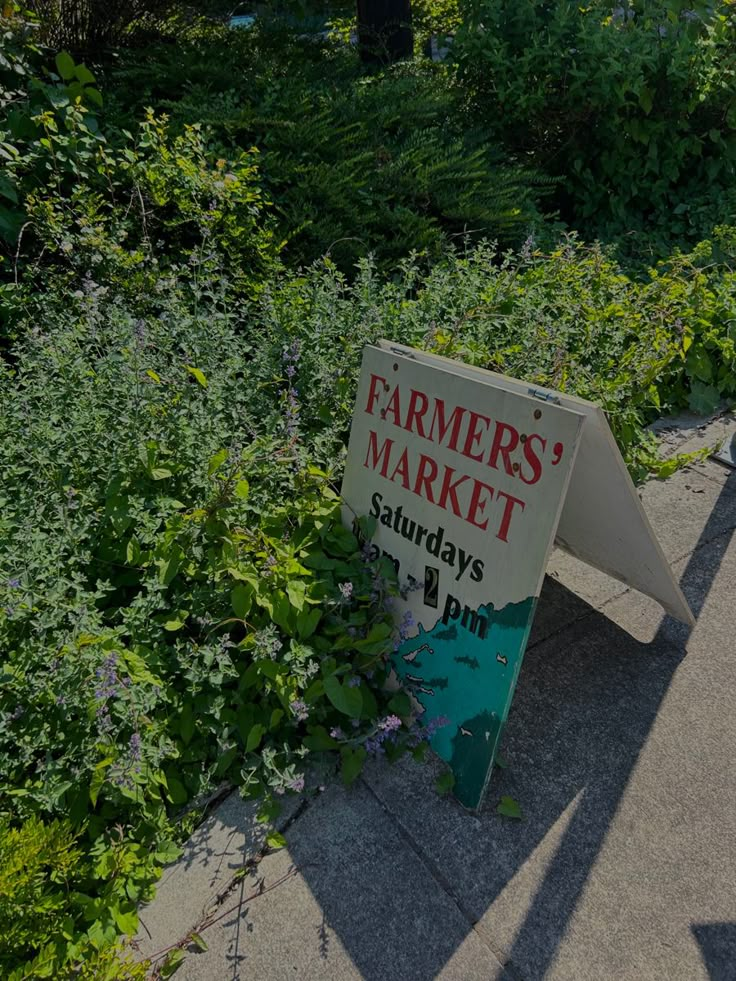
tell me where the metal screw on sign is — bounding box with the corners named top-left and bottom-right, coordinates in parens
top-left (712, 430), bottom-right (736, 470)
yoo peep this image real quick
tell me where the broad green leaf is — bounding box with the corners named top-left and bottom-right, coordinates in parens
top-left (231, 583), bottom-right (253, 619)
top-left (296, 607), bottom-right (320, 639)
top-left (190, 933), bottom-right (208, 952)
top-left (235, 479), bottom-right (250, 500)
top-left (340, 746), bottom-right (366, 786)
top-left (359, 683), bottom-right (378, 719)
top-left (159, 948), bottom-right (186, 978)
top-left (686, 347), bottom-right (713, 383)
top-left (166, 774), bottom-right (188, 806)
top-left (185, 365), bottom-right (208, 388)
top-left (146, 369), bottom-right (162, 383)
top-left (496, 796), bottom-right (523, 820)
top-left (154, 840), bottom-right (182, 864)
top-left (179, 704), bottom-right (195, 746)
top-left (85, 86), bottom-right (103, 107)
top-left (688, 380), bottom-right (721, 416)
top-left (245, 723), bottom-right (266, 753)
top-left (162, 612), bottom-right (188, 631)
top-left (303, 725), bottom-right (338, 751)
top-left (89, 758), bottom-right (113, 807)
top-left (357, 514), bottom-right (377, 539)
top-left (286, 579), bottom-right (306, 612)
top-left (324, 674), bottom-right (363, 718)
top-left (208, 448), bottom-right (228, 475)
top-left (55, 51), bottom-right (75, 80)
top-left (266, 831), bottom-right (287, 849)
top-left (158, 544), bottom-right (184, 586)
top-left (435, 770), bottom-right (455, 796)
top-left (112, 905), bottom-right (138, 936)
top-left (270, 708), bottom-right (284, 729)
top-left (257, 799), bottom-right (282, 823)
top-left (387, 692), bottom-right (412, 718)
top-left (0, 174), bottom-right (18, 204)
top-left (74, 63), bottom-right (95, 85)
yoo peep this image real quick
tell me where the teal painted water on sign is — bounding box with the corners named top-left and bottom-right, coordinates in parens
top-left (394, 596), bottom-right (535, 808)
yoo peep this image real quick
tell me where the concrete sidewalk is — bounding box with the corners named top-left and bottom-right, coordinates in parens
top-left (136, 416), bottom-right (736, 981)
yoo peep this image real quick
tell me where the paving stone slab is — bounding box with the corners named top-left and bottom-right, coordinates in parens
top-left (174, 782), bottom-right (508, 981)
top-left (547, 458), bottom-right (735, 613)
top-left (364, 496), bottom-right (736, 981)
top-left (652, 411), bottom-right (734, 460)
top-left (135, 791), bottom-right (301, 961)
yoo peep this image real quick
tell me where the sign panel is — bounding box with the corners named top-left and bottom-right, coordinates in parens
top-left (381, 342), bottom-right (695, 626)
top-left (341, 344), bottom-right (585, 809)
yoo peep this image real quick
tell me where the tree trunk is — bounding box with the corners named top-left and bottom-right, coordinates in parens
top-left (356, 0), bottom-right (413, 64)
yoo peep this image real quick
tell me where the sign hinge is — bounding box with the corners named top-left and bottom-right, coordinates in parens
top-left (528, 387), bottom-right (561, 405)
top-left (388, 346), bottom-right (415, 359)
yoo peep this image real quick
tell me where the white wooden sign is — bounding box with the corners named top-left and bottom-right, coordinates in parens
top-left (341, 342), bottom-right (694, 810)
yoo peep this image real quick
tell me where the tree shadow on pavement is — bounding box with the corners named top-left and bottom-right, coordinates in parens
top-left (285, 477), bottom-right (736, 980)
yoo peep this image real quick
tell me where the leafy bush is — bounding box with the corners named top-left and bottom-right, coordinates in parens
top-left (453, 0), bottom-right (736, 249)
top-left (0, 42), bottom-right (278, 346)
top-left (249, 236), bottom-right (736, 481)
top-left (27, 0), bottom-right (175, 54)
top-left (105, 22), bottom-right (553, 270)
top-left (0, 261), bottom-right (430, 972)
top-left (0, 816), bottom-right (149, 979)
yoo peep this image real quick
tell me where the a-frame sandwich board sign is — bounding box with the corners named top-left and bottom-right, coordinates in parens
top-left (340, 341), bottom-right (694, 811)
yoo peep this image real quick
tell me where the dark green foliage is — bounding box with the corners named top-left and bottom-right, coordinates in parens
top-left (2, 3), bottom-right (736, 974)
top-left (453, 0), bottom-right (736, 251)
top-left (105, 23), bottom-right (552, 270)
top-left (27, 0), bottom-right (176, 54)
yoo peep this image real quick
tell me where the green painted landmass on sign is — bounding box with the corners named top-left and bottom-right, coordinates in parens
top-left (393, 596), bottom-right (536, 809)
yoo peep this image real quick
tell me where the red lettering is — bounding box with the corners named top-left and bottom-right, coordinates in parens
top-left (389, 447), bottom-right (411, 490)
top-left (405, 389), bottom-right (429, 438)
top-left (496, 490), bottom-right (525, 542)
top-left (488, 422), bottom-right (520, 476)
top-left (364, 431), bottom-right (393, 477)
top-left (384, 385), bottom-right (402, 426)
top-left (462, 411), bottom-right (491, 462)
top-left (413, 454), bottom-right (439, 504)
top-left (428, 399), bottom-right (466, 451)
top-left (466, 479), bottom-right (495, 530)
top-left (365, 373), bottom-right (386, 416)
top-left (520, 434), bottom-right (546, 485)
top-left (438, 466), bottom-right (471, 518)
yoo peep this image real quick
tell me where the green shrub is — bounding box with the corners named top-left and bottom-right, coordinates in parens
top-left (0, 41), bottom-right (278, 346)
top-left (27, 0), bottom-right (176, 54)
top-left (248, 236), bottom-right (736, 481)
top-left (453, 0), bottom-right (736, 248)
top-left (0, 816), bottom-right (149, 979)
top-left (105, 23), bottom-right (553, 270)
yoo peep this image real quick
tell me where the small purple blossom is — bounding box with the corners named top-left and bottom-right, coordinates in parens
top-left (291, 699), bottom-right (309, 722)
top-left (346, 675), bottom-right (362, 688)
top-left (6, 578), bottom-right (20, 589)
top-left (330, 726), bottom-right (345, 740)
top-left (338, 582), bottom-right (354, 602)
top-left (409, 714), bottom-right (451, 747)
top-left (287, 774), bottom-right (305, 793)
top-left (130, 732), bottom-right (142, 761)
